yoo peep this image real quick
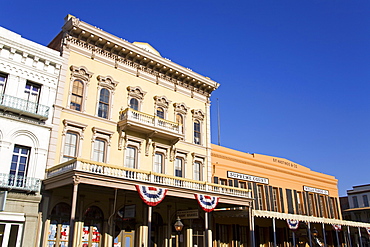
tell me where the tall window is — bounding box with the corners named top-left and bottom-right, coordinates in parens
top-left (98, 88), bottom-right (110, 119)
top-left (125, 146), bottom-right (136, 169)
top-left (63, 131), bottom-right (78, 162)
top-left (175, 157), bottom-right (183, 177)
top-left (193, 161), bottom-right (201, 181)
top-left (272, 188), bottom-right (279, 212)
top-left (93, 139), bottom-right (106, 163)
top-left (353, 196), bottom-right (359, 208)
top-left (176, 114), bottom-right (184, 133)
top-left (0, 73), bottom-right (7, 94)
top-left (363, 195), bottom-right (369, 207)
top-left (24, 81), bottom-right (41, 103)
top-left (156, 107), bottom-right (164, 119)
top-left (129, 98), bottom-right (139, 111)
top-left (194, 120), bottom-right (201, 145)
top-left (154, 153), bottom-right (163, 173)
top-left (70, 80), bottom-right (83, 111)
top-left (10, 145), bottom-right (30, 187)
top-left (257, 185), bottom-right (264, 210)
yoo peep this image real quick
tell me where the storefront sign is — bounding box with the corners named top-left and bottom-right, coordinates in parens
top-left (227, 171), bottom-right (269, 184)
top-left (303, 186), bottom-right (329, 195)
top-left (177, 209), bottom-right (199, 219)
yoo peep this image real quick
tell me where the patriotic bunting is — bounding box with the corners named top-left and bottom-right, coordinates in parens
top-left (286, 219), bottom-right (299, 230)
top-left (194, 194), bottom-right (219, 212)
top-left (366, 227), bottom-right (370, 236)
top-left (332, 224), bottom-right (341, 232)
top-left (135, 185), bottom-right (167, 206)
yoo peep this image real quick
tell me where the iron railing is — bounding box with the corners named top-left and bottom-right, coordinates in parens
top-left (0, 94), bottom-right (49, 119)
top-left (0, 173), bottom-right (41, 192)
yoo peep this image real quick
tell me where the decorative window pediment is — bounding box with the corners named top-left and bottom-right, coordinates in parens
top-left (154, 95), bottom-right (171, 109)
top-left (174, 103), bottom-right (189, 114)
top-left (97, 75), bottom-right (118, 91)
top-left (70, 65), bottom-right (93, 81)
top-left (191, 109), bottom-right (205, 121)
top-left (127, 86), bottom-right (146, 100)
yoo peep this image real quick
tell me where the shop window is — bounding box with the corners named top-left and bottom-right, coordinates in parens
top-left (48, 203), bottom-right (71, 247)
top-left (97, 88), bottom-right (110, 119)
top-left (9, 145), bottom-right (30, 187)
top-left (82, 206), bottom-right (104, 247)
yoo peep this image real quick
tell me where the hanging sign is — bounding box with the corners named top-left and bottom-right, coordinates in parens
top-left (332, 224), bottom-right (341, 231)
top-left (135, 185), bottom-right (167, 206)
top-left (194, 194), bottom-right (219, 212)
top-left (286, 219), bottom-right (299, 230)
top-left (366, 227), bottom-right (370, 235)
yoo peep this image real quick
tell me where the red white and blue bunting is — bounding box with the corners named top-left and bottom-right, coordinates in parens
top-left (135, 185), bottom-right (167, 206)
top-left (366, 227), bottom-right (370, 236)
top-left (194, 194), bottom-right (219, 212)
top-left (332, 224), bottom-right (341, 232)
top-left (286, 219), bottom-right (299, 230)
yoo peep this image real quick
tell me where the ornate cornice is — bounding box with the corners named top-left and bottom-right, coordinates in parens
top-left (61, 15), bottom-right (219, 97)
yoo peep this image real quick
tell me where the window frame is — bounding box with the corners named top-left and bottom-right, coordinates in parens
top-left (193, 120), bottom-right (201, 145)
top-left (125, 146), bottom-right (137, 169)
top-left (63, 131), bottom-right (79, 162)
top-left (70, 79), bottom-right (84, 111)
top-left (174, 157), bottom-right (184, 178)
top-left (154, 152), bottom-right (164, 174)
top-left (61, 120), bottom-right (87, 163)
top-left (92, 138), bottom-right (107, 163)
top-left (68, 66), bottom-right (93, 112)
top-left (97, 88), bottom-right (110, 119)
top-left (91, 127), bottom-right (114, 164)
top-left (10, 145), bottom-right (31, 187)
top-left (0, 72), bottom-right (8, 95)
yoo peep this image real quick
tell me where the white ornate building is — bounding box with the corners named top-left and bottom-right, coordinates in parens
top-left (0, 27), bottom-right (63, 246)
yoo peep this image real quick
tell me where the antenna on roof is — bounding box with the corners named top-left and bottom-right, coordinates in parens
top-left (217, 98), bottom-right (221, 146)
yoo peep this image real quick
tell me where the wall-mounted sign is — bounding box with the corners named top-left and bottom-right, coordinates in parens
top-left (177, 209), bottom-right (199, 219)
top-left (227, 171), bottom-right (269, 184)
top-left (303, 186), bottom-right (329, 195)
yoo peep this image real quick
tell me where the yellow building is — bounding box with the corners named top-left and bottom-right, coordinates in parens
top-left (41, 15), bottom-right (252, 247)
top-left (211, 144), bottom-right (370, 247)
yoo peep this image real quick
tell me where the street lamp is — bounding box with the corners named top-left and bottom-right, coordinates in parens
top-left (174, 216), bottom-right (183, 247)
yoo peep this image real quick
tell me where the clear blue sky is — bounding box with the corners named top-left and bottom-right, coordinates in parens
top-left (2, 0), bottom-right (369, 196)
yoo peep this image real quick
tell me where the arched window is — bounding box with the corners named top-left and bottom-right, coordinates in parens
top-left (194, 120), bottom-right (201, 145)
top-left (156, 107), bottom-right (165, 119)
top-left (48, 203), bottom-right (71, 246)
top-left (176, 113), bottom-right (184, 133)
top-left (98, 88), bottom-right (110, 119)
top-left (83, 206), bottom-right (104, 247)
top-left (70, 80), bottom-right (84, 111)
top-left (129, 98), bottom-right (139, 111)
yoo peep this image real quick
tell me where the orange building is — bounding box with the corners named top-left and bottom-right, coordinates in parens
top-left (211, 144), bottom-right (370, 247)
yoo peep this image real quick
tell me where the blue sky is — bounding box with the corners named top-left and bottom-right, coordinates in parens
top-left (2, 0), bottom-right (370, 195)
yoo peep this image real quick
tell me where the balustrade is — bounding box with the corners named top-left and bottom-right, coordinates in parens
top-left (0, 94), bottom-right (49, 119)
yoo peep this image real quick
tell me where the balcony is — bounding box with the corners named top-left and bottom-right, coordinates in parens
top-left (118, 108), bottom-right (183, 142)
top-left (0, 94), bottom-right (49, 120)
top-left (47, 158), bottom-right (252, 199)
top-left (0, 173), bottom-right (41, 192)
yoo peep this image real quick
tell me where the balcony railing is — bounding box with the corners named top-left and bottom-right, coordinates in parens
top-left (0, 173), bottom-right (41, 192)
top-left (0, 94), bottom-right (49, 120)
top-left (119, 108), bottom-right (183, 135)
top-left (47, 158), bottom-right (252, 199)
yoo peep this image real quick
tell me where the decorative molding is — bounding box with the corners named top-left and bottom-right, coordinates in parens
top-left (97, 75), bottom-right (119, 91)
top-left (154, 95), bottom-right (171, 109)
top-left (127, 86), bottom-right (146, 100)
top-left (192, 109), bottom-right (205, 121)
top-left (70, 65), bottom-right (93, 81)
top-left (173, 102), bottom-right (189, 114)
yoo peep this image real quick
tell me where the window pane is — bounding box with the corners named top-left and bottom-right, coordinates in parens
top-left (156, 107), bottom-right (164, 119)
top-left (24, 81), bottom-right (41, 103)
top-left (63, 132), bottom-right (78, 162)
top-left (154, 153), bottom-right (163, 173)
top-left (193, 161), bottom-right (201, 181)
top-left (175, 158), bottom-right (183, 177)
top-left (10, 145), bottom-right (30, 187)
top-left (71, 80), bottom-right (83, 111)
top-left (125, 146), bottom-right (136, 169)
top-left (130, 98), bottom-right (139, 111)
top-left (0, 73), bottom-right (7, 94)
top-left (194, 121), bottom-right (201, 144)
top-left (93, 139), bottom-right (106, 163)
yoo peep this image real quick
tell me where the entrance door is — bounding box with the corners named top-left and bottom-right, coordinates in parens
top-left (114, 230), bottom-right (135, 247)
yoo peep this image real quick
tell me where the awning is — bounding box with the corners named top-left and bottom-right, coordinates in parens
top-left (253, 210), bottom-right (370, 228)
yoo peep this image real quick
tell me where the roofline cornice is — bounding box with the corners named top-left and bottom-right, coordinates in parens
top-left (62, 15), bottom-right (219, 94)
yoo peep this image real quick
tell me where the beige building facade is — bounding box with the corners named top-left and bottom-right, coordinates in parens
top-left (41, 15), bottom-right (252, 247)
